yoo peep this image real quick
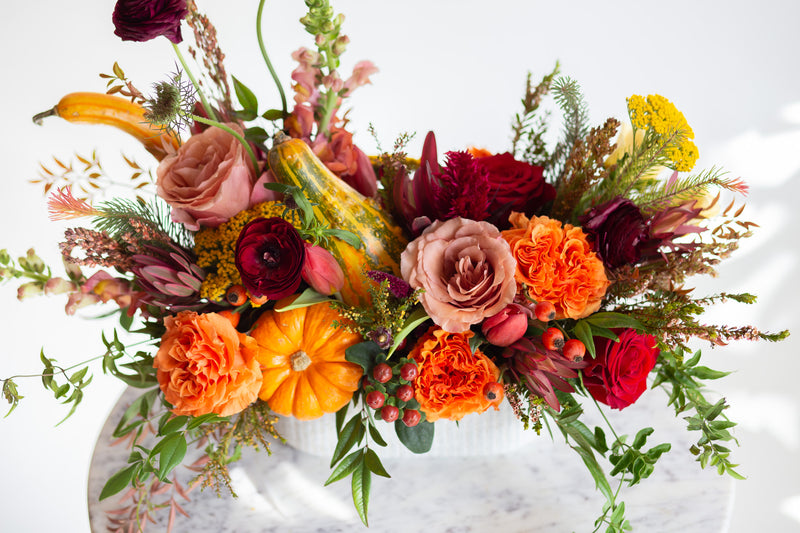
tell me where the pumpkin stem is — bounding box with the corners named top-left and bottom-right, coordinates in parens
top-left (290, 351), bottom-right (312, 371)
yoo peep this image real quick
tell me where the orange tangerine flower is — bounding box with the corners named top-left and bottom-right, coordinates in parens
top-left (154, 311), bottom-right (262, 417)
top-left (502, 212), bottom-right (609, 319)
top-left (410, 326), bottom-right (502, 422)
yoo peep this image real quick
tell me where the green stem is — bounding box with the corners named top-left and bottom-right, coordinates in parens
top-left (172, 42), bottom-right (218, 122)
top-left (317, 45), bottom-right (340, 139)
top-left (256, 0), bottom-right (287, 120)
top-left (191, 115), bottom-right (260, 175)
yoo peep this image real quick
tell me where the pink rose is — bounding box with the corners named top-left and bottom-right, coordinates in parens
top-left (401, 217), bottom-right (517, 333)
top-left (157, 124), bottom-right (271, 230)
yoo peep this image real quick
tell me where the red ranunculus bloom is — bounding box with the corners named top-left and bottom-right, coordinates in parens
top-left (234, 217), bottom-right (306, 300)
top-left (580, 197), bottom-right (651, 268)
top-left (474, 152), bottom-right (555, 227)
top-left (582, 328), bottom-right (659, 410)
top-left (112, 0), bottom-right (188, 44)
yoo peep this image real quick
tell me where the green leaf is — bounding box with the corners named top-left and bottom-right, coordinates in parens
top-left (364, 448), bottom-right (391, 478)
top-left (154, 433), bottom-right (188, 480)
top-left (594, 426), bottom-right (608, 454)
top-left (99, 463), bottom-right (139, 500)
top-left (573, 320), bottom-right (595, 359)
top-left (232, 76), bottom-right (258, 116)
top-left (245, 126), bottom-right (270, 145)
top-left (351, 460), bottom-right (371, 526)
top-left (335, 404), bottom-right (348, 435)
top-left (610, 449), bottom-right (635, 476)
top-left (119, 310), bottom-right (134, 331)
top-left (324, 450), bottom-right (361, 485)
top-left (572, 445), bottom-right (614, 502)
top-left (330, 415), bottom-right (361, 467)
top-left (388, 307), bottom-right (429, 357)
top-left (262, 109), bottom-right (284, 121)
top-left (395, 419), bottom-right (434, 454)
top-left (275, 288), bottom-right (332, 311)
top-left (585, 312), bottom-right (644, 331)
top-left (632, 427), bottom-right (654, 450)
top-left (690, 366), bottom-right (731, 380)
top-left (367, 422), bottom-right (387, 447)
top-left (186, 413), bottom-right (226, 430)
top-left (589, 323), bottom-right (620, 343)
top-left (323, 228), bottom-right (363, 250)
top-left (159, 415), bottom-right (189, 435)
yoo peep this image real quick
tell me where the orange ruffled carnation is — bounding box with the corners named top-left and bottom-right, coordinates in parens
top-left (154, 311), bottom-right (263, 417)
top-left (410, 326), bottom-right (502, 422)
top-left (502, 212), bottom-right (609, 319)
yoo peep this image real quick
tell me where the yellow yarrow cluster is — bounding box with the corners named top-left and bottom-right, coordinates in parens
top-left (194, 201), bottom-right (291, 302)
top-left (626, 94), bottom-right (699, 172)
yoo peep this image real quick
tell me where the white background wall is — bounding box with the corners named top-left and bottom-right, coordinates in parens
top-left (1, 1), bottom-right (798, 531)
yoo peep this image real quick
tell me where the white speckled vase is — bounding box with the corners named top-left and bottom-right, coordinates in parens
top-left (275, 402), bottom-right (538, 458)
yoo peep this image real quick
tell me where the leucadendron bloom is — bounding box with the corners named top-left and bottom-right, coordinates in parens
top-left (400, 217), bottom-right (516, 333)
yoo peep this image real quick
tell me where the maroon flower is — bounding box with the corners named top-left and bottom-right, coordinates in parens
top-left (234, 218), bottom-right (306, 300)
top-left (473, 152), bottom-right (555, 227)
top-left (112, 0), bottom-right (188, 44)
top-left (580, 197), bottom-right (650, 268)
top-left (582, 328), bottom-right (659, 410)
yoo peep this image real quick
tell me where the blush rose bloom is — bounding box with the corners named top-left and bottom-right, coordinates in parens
top-left (154, 311), bottom-right (263, 416)
top-left (157, 124), bottom-right (276, 231)
top-left (410, 327), bottom-right (502, 422)
top-left (400, 217), bottom-right (517, 333)
top-left (582, 328), bottom-right (659, 410)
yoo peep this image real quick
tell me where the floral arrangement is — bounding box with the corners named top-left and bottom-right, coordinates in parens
top-left (1, 0), bottom-right (790, 531)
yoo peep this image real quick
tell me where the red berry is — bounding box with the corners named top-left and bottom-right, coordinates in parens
top-left (373, 363), bottom-right (393, 383)
top-left (534, 301), bottom-right (556, 322)
top-left (483, 382), bottom-right (504, 403)
top-left (225, 285), bottom-right (247, 306)
top-left (366, 390), bottom-right (386, 409)
top-left (396, 384), bottom-right (414, 402)
top-left (563, 339), bottom-right (586, 361)
top-left (381, 405), bottom-right (399, 422)
top-left (402, 409), bottom-right (421, 427)
top-left (542, 327), bottom-right (565, 351)
top-left (400, 362), bottom-right (418, 381)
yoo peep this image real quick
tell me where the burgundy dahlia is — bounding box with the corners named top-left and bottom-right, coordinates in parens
top-left (580, 197), bottom-right (650, 268)
top-left (112, 0), bottom-right (188, 44)
top-left (235, 217), bottom-right (306, 300)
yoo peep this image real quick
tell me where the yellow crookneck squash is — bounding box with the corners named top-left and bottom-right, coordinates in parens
top-left (251, 300), bottom-right (363, 420)
top-left (267, 134), bottom-right (408, 307)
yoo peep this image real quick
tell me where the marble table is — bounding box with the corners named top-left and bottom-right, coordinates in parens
top-left (88, 388), bottom-right (733, 532)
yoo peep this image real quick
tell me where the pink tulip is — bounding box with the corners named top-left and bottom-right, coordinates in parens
top-left (301, 243), bottom-right (345, 295)
top-left (482, 304), bottom-right (532, 347)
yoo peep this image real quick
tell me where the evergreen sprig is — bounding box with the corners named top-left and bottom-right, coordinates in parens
top-left (93, 196), bottom-right (193, 249)
top-left (510, 63), bottom-right (560, 163)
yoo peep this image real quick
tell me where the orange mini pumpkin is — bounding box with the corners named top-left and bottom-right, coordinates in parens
top-left (250, 300), bottom-right (363, 419)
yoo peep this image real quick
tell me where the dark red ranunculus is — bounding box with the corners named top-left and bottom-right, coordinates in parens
top-left (235, 217), bottom-right (306, 300)
top-left (112, 0), bottom-right (188, 44)
top-left (475, 152), bottom-right (555, 226)
top-left (580, 197), bottom-right (650, 268)
top-left (582, 328), bottom-right (659, 410)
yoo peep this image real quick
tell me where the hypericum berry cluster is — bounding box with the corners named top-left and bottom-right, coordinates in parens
top-left (363, 358), bottom-right (422, 427)
top-left (534, 300), bottom-right (586, 361)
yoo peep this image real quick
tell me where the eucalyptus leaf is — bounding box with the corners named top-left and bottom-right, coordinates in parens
top-left (345, 341), bottom-right (384, 375)
top-left (395, 419), bottom-right (434, 454)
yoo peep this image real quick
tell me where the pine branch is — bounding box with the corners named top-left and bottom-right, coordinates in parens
top-left (510, 63), bottom-right (560, 160)
top-left (93, 196), bottom-right (193, 249)
top-left (635, 167), bottom-right (741, 214)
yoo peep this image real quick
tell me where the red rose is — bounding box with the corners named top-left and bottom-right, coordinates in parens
top-left (235, 217), bottom-right (306, 299)
top-left (582, 328), bottom-right (659, 410)
top-left (474, 152), bottom-right (555, 226)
